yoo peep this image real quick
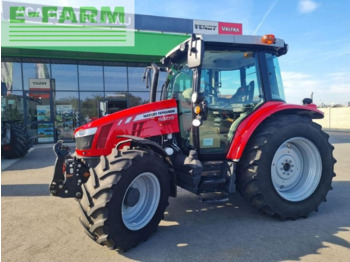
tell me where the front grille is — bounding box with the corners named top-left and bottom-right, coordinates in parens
top-left (96, 123), bottom-right (113, 149)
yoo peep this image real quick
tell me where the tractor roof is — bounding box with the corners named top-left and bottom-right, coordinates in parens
top-left (164, 34), bottom-right (288, 64)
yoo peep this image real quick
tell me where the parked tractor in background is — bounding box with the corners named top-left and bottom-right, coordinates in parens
top-left (1, 82), bottom-right (33, 159)
top-left (50, 34), bottom-right (335, 251)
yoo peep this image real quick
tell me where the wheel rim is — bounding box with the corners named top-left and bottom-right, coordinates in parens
top-left (271, 137), bottom-right (322, 202)
top-left (122, 172), bottom-right (160, 231)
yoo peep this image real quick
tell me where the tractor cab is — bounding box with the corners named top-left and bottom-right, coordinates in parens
top-left (158, 34), bottom-right (288, 159)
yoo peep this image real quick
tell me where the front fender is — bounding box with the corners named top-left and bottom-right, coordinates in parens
top-left (117, 135), bottom-right (177, 197)
top-left (226, 101), bottom-right (323, 161)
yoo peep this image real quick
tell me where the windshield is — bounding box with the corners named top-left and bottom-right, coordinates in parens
top-left (199, 50), bottom-right (264, 108)
top-left (164, 50), bottom-right (264, 106)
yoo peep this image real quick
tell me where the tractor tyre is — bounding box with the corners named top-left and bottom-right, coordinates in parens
top-left (78, 147), bottom-right (170, 251)
top-left (19, 123), bottom-right (33, 150)
top-left (237, 115), bottom-right (335, 219)
top-left (2, 124), bottom-right (28, 159)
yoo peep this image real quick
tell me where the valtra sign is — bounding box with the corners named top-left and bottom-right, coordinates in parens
top-left (193, 20), bottom-right (242, 35)
top-left (218, 22), bottom-right (242, 35)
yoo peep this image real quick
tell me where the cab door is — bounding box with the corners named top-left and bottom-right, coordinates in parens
top-left (196, 51), bottom-right (263, 158)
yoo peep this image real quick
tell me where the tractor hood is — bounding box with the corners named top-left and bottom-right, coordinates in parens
top-left (74, 99), bottom-right (179, 157)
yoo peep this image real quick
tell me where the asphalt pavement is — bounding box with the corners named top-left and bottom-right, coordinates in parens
top-left (1, 132), bottom-right (350, 262)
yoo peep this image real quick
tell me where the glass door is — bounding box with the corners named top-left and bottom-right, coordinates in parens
top-left (24, 91), bottom-right (55, 143)
top-left (198, 50), bottom-right (263, 156)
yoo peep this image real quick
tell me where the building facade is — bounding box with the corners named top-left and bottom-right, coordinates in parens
top-left (1, 14), bottom-right (242, 143)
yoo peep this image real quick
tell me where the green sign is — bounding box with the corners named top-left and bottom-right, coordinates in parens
top-left (1, 1), bottom-right (134, 47)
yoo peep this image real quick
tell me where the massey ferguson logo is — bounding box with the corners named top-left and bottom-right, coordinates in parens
top-left (133, 108), bottom-right (178, 121)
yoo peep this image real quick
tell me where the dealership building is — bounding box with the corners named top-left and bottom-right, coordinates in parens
top-left (1, 12), bottom-right (242, 143)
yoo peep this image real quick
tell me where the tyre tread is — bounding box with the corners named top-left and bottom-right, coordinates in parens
top-left (237, 115), bottom-right (335, 220)
top-left (79, 148), bottom-right (170, 251)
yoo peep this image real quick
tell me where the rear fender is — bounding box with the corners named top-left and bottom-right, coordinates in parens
top-left (226, 101), bottom-right (323, 161)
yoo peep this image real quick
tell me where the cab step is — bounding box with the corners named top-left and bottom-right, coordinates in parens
top-left (198, 192), bottom-right (230, 205)
top-left (201, 177), bottom-right (226, 185)
top-left (199, 176), bottom-right (227, 193)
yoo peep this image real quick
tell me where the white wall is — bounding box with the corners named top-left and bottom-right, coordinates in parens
top-left (314, 107), bottom-right (350, 131)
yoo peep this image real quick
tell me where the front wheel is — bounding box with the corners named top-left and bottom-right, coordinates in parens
top-left (79, 148), bottom-right (170, 251)
top-left (237, 115), bottom-right (336, 219)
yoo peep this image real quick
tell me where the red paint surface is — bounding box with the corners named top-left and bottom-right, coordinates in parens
top-left (226, 102), bottom-right (323, 160)
top-left (75, 99), bottom-right (179, 157)
top-left (218, 22), bottom-right (242, 35)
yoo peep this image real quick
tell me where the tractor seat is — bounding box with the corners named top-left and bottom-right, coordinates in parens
top-left (230, 81), bottom-right (255, 103)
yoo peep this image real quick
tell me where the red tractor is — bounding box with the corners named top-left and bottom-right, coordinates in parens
top-left (50, 34), bottom-right (335, 251)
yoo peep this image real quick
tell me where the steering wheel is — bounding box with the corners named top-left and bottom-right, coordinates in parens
top-left (201, 81), bottom-right (219, 106)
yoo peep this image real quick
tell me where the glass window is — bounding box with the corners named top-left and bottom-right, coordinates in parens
top-left (1, 62), bottom-right (23, 91)
top-left (128, 92), bottom-right (149, 107)
top-left (26, 92), bottom-right (52, 122)
top-left (196, 50), bottom-right (264, 154)
top-left (265, 53), bottom-right (285, 101)
top-left (78, 65), bottom-right (103, 91)
top-left (1, 91), bottom-right (24, 122)
top-left (51, 64), bottom-right (78, 91)
top-left (158, 70), bottom-right (168, 87)
top-left (165, 67), bottom-right (193, 100)
top-left (102, 92), bottom-right (129, 116)
top-left (104, 66), bottom-right (127, 91)
top-left (25, 91), bottom-right (54, 143)
top-left (55, 92), bottom-right (79, 141)
top-left (157, 92), bottom-right (163, 101)
top-left (23, 63), bottom-right (51, 90)
top-left (37, 122), bottom-right (55, 143)
top-left (128, 67), bottom-right (146, 91)
top-left (158, 70), bottom-right (168, 100)
top-left (80, 92), bottom-right (104, 125)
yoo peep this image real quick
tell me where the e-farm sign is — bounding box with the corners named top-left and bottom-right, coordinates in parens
top-left (1, 1), bottom-right (134, 47)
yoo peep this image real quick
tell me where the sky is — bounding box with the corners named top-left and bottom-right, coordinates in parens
top-left (3, 0), bottom-right (350, 105)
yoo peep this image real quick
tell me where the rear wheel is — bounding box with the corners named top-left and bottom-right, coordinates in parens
top-left (271, 137), bottom-right (322, 202)
top-left (237, 115), bottom-right (335, 219)
top-left (1, 123), bottom-right (28, 159)
top-left (79, 148), bottom-right (170, 251)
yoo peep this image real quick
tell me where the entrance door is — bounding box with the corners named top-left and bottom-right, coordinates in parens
top-left (24, 91), bottom-right (55, 144)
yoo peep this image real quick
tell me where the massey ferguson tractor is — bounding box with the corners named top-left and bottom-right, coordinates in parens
top-left (50, 34), bottom-right (335, 251)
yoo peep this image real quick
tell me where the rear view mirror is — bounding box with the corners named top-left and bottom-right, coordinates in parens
top-left (187, 34), bottom-right (204, 68)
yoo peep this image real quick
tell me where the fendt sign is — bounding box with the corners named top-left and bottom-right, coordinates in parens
top-left (193, 20), bottom-right (242, 35)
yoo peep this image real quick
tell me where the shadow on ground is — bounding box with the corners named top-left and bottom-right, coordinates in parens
top-left (1, 184), bottom-right (50, 197)
top-left (2, 133), bottom-right (349, 261)
top-left (120, 181), bottom-right (350, 262)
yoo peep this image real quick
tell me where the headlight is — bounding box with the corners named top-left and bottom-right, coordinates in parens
top-left (191, 92), bottom-right (198, 103)
top-left (75, 127), bottom-right (97, 138)
top-left (75, 127), bottom-right (97, 150)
